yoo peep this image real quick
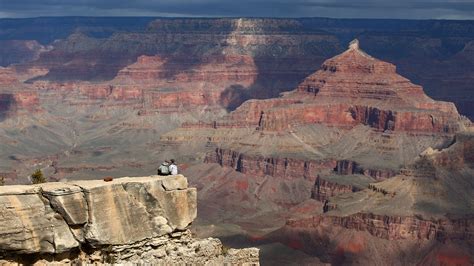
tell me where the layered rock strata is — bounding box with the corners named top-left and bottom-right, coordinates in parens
top-left (285, 213), bottom-right (473, 241)
top-left (205, 148), bottom-right (396, 203)
top-left (334, 160), bottom-right (396, 180)
top-left (311, 177), bottom-right (360, 202)
top-left (0, 175), bottom-right (259, 265)
top-left (205, 148), bottom-right (336, 181)
top-left (13, 19), bottom-right (337, 114)
top-left (2, 18), bottom-right (474, 119)
top-left (182, 39), bottom-right (465, 134)
top-left (269, 131), bottom-right (474, 261)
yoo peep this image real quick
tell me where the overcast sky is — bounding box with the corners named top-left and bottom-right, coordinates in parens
top-left (0, 0), bottom-right (473, 20)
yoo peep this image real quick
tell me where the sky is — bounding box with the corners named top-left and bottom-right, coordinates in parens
top-left (0, 0), bottom-right (473, 20)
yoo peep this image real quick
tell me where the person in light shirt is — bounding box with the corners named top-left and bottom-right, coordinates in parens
top-left (169, 159), bottom-right (178, 175)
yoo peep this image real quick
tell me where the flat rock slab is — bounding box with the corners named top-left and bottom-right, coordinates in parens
top-left (0, 175), bottom-right (197, 253)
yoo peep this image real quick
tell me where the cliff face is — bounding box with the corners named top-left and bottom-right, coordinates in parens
top-left (285, 213), bottom-right (473, 241)
top-left (268, 214), bottom-right (473, 265)
top-left (205, 148), bottom-right (336, 181)
top-left (257, 132), bottom-right (474, 264)
top-left (334, 160), bottom-right (396, 180)
top-left (0, 175), bottom-right (259, 265)
top-left (204, 148), bottom-right (395, 203)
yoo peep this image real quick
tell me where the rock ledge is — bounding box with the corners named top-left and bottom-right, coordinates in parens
top-left (0, 175), bottom-right (259, 265)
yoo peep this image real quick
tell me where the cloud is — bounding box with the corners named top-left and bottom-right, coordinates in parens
top-left (0, 0), bottom-right (473, 19)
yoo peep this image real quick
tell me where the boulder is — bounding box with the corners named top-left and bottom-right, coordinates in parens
top-left (0, 175), bottom-right (197, 253)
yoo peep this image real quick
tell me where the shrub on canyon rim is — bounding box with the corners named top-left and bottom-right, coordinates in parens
top-left (31, 169), bottom-right (46, 184)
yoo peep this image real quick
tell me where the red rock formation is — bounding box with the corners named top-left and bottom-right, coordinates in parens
top-left (114, 54), bottom-right (256, 87)
top-left (184, 39), bottom-right (465, 133)
top-left (25, 52), bottom-right (259, 113)
top-left (12, 18), bottom-right (341, 115)
top-left (262, 214), bottom-right (473, 265)
top-left (285, 213), bottom-right (473, 241)
top-left (203, 147), bottom-right (397, 205)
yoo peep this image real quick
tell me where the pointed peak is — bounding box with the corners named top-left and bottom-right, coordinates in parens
top-left (348, 39), bottom-right (360, 50)
top-left (318, 39), bottom-right (396, 74)
top-left (345, 39), bottom-right (373, 59)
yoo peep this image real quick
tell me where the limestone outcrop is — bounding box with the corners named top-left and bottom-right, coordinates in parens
top-left (0, 175), bottom-right (259, 265)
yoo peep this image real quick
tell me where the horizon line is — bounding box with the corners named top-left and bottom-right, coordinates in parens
top-left (0, 15), bottom-right (473, 22)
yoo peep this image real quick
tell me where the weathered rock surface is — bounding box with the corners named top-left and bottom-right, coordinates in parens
top-left (0, 185), bottom-right (78, 254)
top-left (0, 175), bottom-right (259, 265)
top-left (262, 131), bottom-right (474, 264)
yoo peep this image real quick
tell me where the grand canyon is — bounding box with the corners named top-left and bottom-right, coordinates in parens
top-left (0, 17), bottom-right (473, 265)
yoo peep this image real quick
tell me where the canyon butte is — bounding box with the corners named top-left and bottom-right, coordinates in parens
top-left (0, 17), bottom-right (473, 265)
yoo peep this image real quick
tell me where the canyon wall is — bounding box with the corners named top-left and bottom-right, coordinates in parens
top-left (0, 175), bottom-right (259, 264)
top-left (205, 148), bottom-right (398, 203)
top-left (2, 17), bottom-right (473, 119)
top-left (264, 131), bottom-right (474, 264)
top-left (205, 148), bottom-right (336, 181)
top-left (285, 213), bottom-right (473, 241)
top-left (334, 160), bottom-right (396, 180)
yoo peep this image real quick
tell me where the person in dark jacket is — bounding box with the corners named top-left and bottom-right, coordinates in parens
top-left (157, 160), bottom-right (170, 175)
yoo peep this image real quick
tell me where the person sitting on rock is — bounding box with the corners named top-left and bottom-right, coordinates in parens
top-left (158, 160), bottom-right (170, 176)
top-left (169, 159), bottom-right (178, 175)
